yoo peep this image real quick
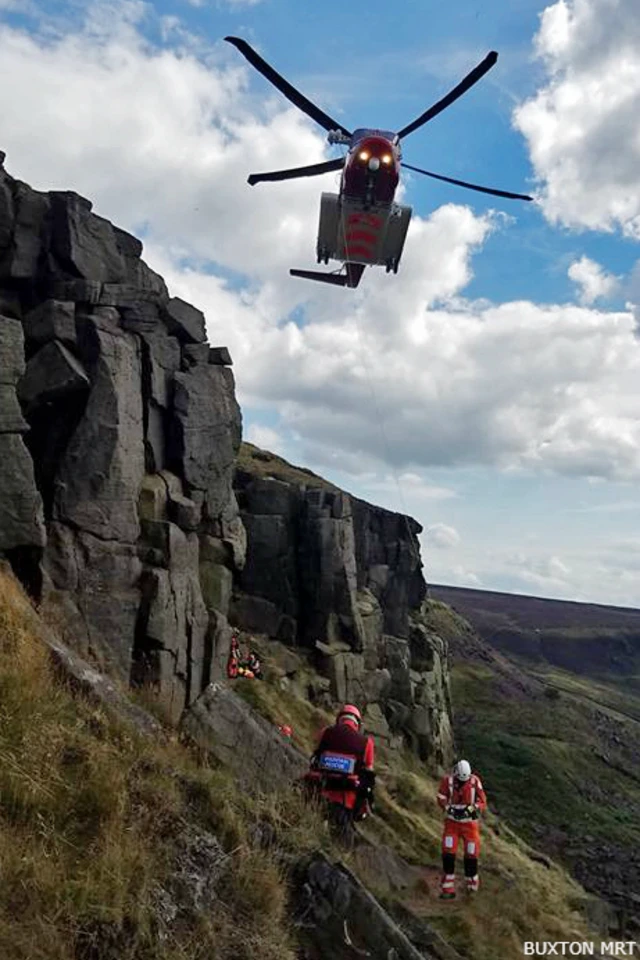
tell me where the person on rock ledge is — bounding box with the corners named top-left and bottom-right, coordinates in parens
top-left (436, 758), bottom-right (487, 898)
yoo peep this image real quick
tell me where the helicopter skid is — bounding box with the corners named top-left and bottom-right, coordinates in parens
top-left (316, 193), bottom-right (411, 269)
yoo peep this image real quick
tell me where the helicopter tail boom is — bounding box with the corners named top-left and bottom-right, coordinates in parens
top-left (290, 264), bottom-right (366, 288)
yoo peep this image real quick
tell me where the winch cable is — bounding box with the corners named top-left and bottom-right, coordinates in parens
top-left (336, 191), bottom-right (424, 577)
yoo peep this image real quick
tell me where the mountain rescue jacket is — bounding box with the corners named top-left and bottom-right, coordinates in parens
top-left (307, 718), bottom-right (375, 811)
top-left (437, 772), bottom-right (487, 823)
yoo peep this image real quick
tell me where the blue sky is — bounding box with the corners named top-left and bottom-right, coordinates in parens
top-left (2, 0), bottom-right (640, 606)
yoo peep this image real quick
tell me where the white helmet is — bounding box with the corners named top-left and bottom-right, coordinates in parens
top-left (454, 759), bottom-right (471, 781)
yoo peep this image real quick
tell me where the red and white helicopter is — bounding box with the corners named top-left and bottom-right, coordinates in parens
top-left (226, 36), bottom-right (533, 289)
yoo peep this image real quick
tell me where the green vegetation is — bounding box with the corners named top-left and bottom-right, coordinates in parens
top-left (0, 565), bottom-right (328, 960)
top-left (236, 441), bottom-right (338, 491)
top-left (451, 662), bottom-right (640, 850)
top-left (231, 638), bottom-right (602, 959)
top-left (0, 567), bottom-right (604, 960)
top-left (421, 598), bottom-right (474, 644)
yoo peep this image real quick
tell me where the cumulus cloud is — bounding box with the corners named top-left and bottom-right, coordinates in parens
top-left (0, 6), bottom-right (331, 284)
top-left (514, 0), bottom-right (640, 236)
top-left (426, 523), bottom-right (461, 549)
top-left (151, 239), bottom-right (640, 482)
top-left (245, 424), bottom-right (285, 453)
top-left (3, 0), bottom-right (640, 491)
top-left (568, 255), bottom-right (619, 304)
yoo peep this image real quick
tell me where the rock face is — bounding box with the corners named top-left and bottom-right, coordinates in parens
top-left (0, 151), bottom-right (451, 768)
top-left (232, 447), bottom-right (454, 768)
top-left (0, 153), bottom-right (242, 718)
top-left (293, 853), bottom-right (439, 960)
top-left (181, 680), bottom-right (309, 791)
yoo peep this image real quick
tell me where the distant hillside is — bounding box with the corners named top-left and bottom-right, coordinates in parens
top-left (429, 583), bottom-right (640, 680)
top-left (431, 583), bottom-right (640, 932)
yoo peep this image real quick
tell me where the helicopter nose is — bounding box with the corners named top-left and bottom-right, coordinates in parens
top-left (368, 157), bottom-right (380, 171)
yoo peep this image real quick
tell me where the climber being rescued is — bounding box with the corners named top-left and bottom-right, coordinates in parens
top-left (302, 704), bottom-right (375, 846)
top-left (226, 634), bottom-right (263, 680)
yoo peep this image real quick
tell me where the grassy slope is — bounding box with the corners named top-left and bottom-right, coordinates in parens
top-left (233, 637), bottom-right (603, 960)
top-left (236, 441), bottom-right (339, 491)
top-left (426, 595), bottom-right (640, 923)
top-left (0, 566), bottom-right (602, 960)
top-left (0, 564), bottom-right (334, 960)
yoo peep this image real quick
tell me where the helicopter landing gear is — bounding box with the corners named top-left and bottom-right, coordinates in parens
top-left (385, 257), bottom-right (399, 274)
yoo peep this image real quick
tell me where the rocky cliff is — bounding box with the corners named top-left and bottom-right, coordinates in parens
top-left (0, 151), bottom-right (244, 723)
top-left (232, 443), bottom-right (454, 765)
top-left (0, 152), bottom-right (452, 768)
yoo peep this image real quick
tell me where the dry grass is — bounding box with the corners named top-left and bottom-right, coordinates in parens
top-left (0, 565), bottom-right (300, 960)
top-left (0, 565), bottom-right (607, 960)
top-left (236, 441), bottom-right (338, 491)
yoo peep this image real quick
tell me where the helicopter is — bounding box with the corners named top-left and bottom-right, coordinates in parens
top-left (225, 36), bottom-right (533, 289)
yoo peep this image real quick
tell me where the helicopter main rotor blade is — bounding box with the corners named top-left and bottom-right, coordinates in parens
top-left (396, 51), bottom-right (498, 139)
top-left (401, 162), bottom-right (533, 201)
top-left (248, 158), bottom-right (345, 185)
top-left (225, 37), bottom-right (352, 137)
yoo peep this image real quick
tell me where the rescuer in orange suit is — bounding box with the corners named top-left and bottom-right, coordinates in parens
top-left (437, 759), bottom-right (487, 897)
top-left (304, 704), bottom-right (376, 826)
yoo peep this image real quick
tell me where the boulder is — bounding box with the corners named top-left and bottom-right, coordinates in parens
top-left (229, 592), bottom-right (282, 637)
top-left (209, 346), bottom-right (232, 366)
top-left (49, 191), bottom-right (126, 283)
top-left (181, 681), bottom-right (308, 792)
top-left (164, 297), bottom-right (206, 344)
top-left (22, 299), bottom-right (76, 347)
top-left (17, 340), bottom-right (90, 413)
top-left (182, 342), bottom-right (209, 366)
top-left (293, 853), bottom-right (428, 960)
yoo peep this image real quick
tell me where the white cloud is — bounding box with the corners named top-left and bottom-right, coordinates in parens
top-left (3, 1), bottom-right (640, 494)
top-left (426, 523), bottom-right (461, 550)
top-left (245, 424), bottom-right (284, 453)
top-left (0, 9), bottom-right (332, 285)
top-left (568, 255), bottom-right (618, 304)
top-left (514, 0), bottom-right (640, 237)
top-left (152, 240), bottom-right (640, 483)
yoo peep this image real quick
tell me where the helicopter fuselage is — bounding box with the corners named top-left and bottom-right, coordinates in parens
top-left (341, 130), bottom-right (401, 207)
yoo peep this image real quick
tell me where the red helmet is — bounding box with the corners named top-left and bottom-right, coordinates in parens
top-left (278, 724), bottom-right (292, 738)
top-left (337, 704), bottom-right (362, 728)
